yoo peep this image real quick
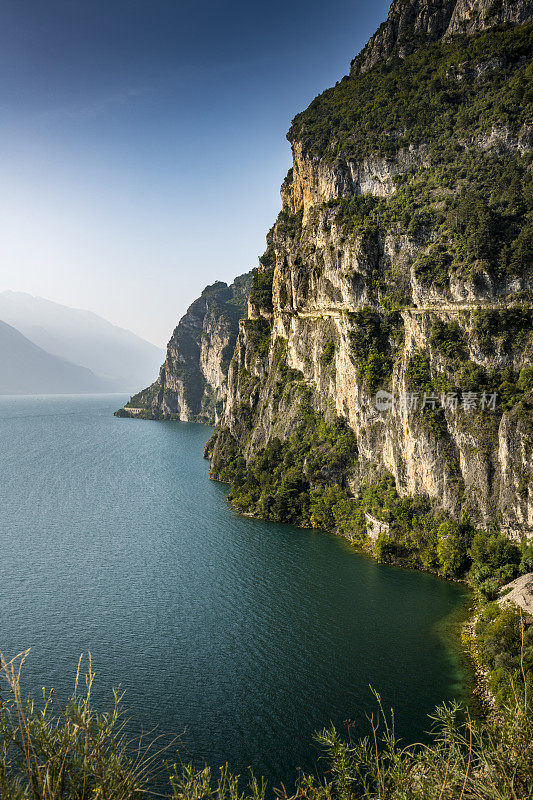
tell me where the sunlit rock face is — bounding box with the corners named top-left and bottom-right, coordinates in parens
top-left (498, 573), bottom-right (533, 614)
top-left (206, 0), bottom-right (533, 537)
top-left (214, 196), bottom-right (531, 534)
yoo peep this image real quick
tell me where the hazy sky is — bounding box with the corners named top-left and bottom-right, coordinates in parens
top-left (0, 0), bottom-right (390, 346)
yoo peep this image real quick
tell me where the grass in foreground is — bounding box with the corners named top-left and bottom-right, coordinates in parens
top-left (0, 650), bottom-right (532, 800)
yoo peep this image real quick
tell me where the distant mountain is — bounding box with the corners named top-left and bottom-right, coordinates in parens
top-left (0, 319), bottom-right (112, 394)
top-left (0, 292), bottom-right (165, 392)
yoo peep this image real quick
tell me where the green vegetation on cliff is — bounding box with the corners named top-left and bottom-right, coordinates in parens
top-left (290, 25), bottom-right (532, 163)
top-left (287, 24), bottom-right (533, 302)
top-left (211, 409), bottom-right (359, 526)
top-left (249, 269), bottom-right (274, 313)
top-left (347, 306), bottom-right (403, 391)
top-left (322, 144), bottom-right (533, 290)
top-left (475, 600), bottom-right (533, 706)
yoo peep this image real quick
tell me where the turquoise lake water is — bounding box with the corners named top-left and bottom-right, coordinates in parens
top-left (0, 394), bottom-right (468, 788)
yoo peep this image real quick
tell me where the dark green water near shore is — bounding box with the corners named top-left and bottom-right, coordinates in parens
top-left (0, 395), bottom-right (469, 788)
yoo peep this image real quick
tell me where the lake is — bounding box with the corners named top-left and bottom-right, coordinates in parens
top-left (0, 394), bottom-right (468, 788)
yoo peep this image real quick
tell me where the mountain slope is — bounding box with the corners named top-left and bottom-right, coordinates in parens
top-left (115, 272), bottom-right (252, 422)
top-left (0, 292), bottom-right (164, 392)
top-left (204, 0), bottom-right (533, 545)
top-left (0, 319), bottom-right (111, 394)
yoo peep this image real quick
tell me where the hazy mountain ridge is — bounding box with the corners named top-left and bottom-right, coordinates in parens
top-left (0, 291), bottom-right (164, 392)
top-left (0, 319), bottom-right (112, 394)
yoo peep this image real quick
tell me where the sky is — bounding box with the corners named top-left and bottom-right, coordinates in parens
top-left (0, 0), bottom-right (390, 346)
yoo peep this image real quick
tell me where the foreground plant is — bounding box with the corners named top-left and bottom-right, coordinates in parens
top-left (296, 694), bottom-right (533, 800)
top-left (0, 650), bottom-right (163, 800)
top-left (0, 651), bottom-right (532, 800)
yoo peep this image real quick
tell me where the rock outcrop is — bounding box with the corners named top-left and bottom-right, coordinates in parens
top-left (115, 273), bottom-right (251, 423)
top-left (351, 0), bottom-right (533, 74)
top-left (498, 572), bottom-right (533, 616)
top-left (282, 142), bottom-right (430, 223)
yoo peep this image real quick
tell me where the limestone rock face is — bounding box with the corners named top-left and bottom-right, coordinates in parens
top-left (498, 403), bottom-right (533, 538)
top-left (351, 0), bottom-right (533, 74)
top-left (215, 198), bottom-right (532, 533)
top-left (116, 273), bottom-right (251, 423)
top-left (282, 142), bottom-right (429, 223)
top-left (498, 573), bottom-right (533, 615)
top-left (206, 3), bottom-right (533, 536)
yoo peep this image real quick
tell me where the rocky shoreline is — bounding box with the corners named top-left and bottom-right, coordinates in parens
top-left (462, 612), bottom-right (498, 717)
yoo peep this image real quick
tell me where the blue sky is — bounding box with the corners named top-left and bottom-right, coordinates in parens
top-left (0, 0), bottom-right (390, 345)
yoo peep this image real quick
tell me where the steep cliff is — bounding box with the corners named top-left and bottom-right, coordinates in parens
top-left (116, 273), bottom-right (251, 423)
top-left (206, 0), bottom-right (533, 547)
top-left (352, 0), bottom-right (533, 74)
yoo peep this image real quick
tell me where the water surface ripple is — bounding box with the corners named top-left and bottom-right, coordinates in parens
top-left (0, 395), bottom-right (468, 787)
